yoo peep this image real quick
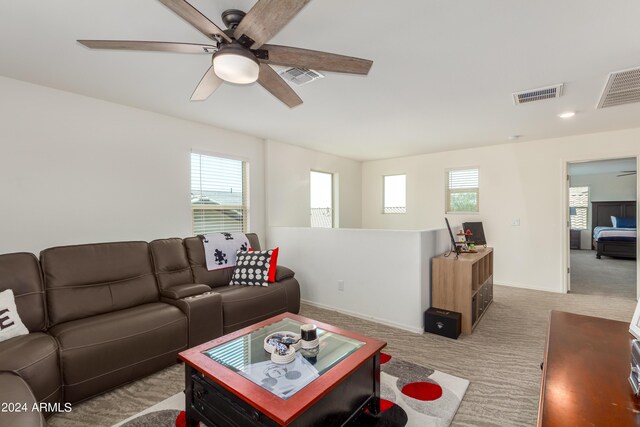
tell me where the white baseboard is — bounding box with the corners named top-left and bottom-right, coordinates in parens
top-left (495, 282), bottom-right (564, 294)
top-left (301, 299), bottom-right (424, 334)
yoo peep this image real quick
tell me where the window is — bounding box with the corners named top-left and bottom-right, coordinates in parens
top-left (191, 153), bottom-right (247, 235)
top-left (310, 171), bottom-right (333, 228)
top-left (569, 186), bottom-right (589, 230)
top-left (383, 174), bottom-right (406, 213)
top-left (446, 168), bottom-right (479, 213)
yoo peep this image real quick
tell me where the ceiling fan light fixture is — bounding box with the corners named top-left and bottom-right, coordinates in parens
top-left (213, 44), bottom-right (259, 85)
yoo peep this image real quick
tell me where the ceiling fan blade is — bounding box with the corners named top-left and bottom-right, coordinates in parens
top-left (257, 63), bottom-right (302, 108)
top-left (234, 0), bottom-right (311, 49)
top-left (158, 0), bottom-right (231, 42)
top-left (616, 172), bottom-right (637, 177)
top-left (261, 44), bottom-right (373, 75)
top-left (78, 40), bottom-right (216, 54)
top-left (191, 65), bottom-right (223, 101)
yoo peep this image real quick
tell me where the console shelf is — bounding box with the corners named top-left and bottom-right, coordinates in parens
top-left (431, 247), bottom-right (493, 335)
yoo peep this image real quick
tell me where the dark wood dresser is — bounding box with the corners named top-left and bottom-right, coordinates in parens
top-left (538, 311), bottom-right (640, 426)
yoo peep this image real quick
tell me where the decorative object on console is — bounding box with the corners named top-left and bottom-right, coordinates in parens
top-left (462, 221), bottom-right (487, 246)
top-left (264, 331), bottom-right (302, 353)
top-left (201, 232), bottom-right (250, 271)
top-left (0, 289), bottom-right (29, 343)
top-left (230, 248), bottom-right (279, 286)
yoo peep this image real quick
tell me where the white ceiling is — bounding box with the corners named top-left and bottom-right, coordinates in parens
top-left (2, 0), bottom-right (640, 161)
top-left (568, 158), bottom-right (637, 176)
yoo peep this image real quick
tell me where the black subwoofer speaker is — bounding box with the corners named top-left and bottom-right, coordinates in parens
top-left (424, 307), bottom-right (461, 339)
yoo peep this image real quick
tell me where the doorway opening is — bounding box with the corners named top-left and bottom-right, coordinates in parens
top-left (566, 157), bottom-right (637, 299)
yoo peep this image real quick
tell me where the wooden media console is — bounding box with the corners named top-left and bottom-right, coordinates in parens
top-left (431, 247), bottom-right (494, 335)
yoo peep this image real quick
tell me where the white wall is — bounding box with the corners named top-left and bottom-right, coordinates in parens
top-left (270, 227), bottom-right (450, 333)
top-left (265, 140), bottom-right (362, 235)
top-left (0, 76), bottom-right (266, 254)
top-left (362, 128), bottom-right (640, 293)
top-left (570, 171), bottom-right (637, 248)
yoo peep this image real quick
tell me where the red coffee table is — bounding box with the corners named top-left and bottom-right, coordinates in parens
top-left (179, 312), bottom-right (387, 426)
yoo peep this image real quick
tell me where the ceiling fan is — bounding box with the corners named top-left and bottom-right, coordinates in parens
top-left (617, 170), bottom-right (637, 177)
top-left (78, 0), bottom-right (373, 108)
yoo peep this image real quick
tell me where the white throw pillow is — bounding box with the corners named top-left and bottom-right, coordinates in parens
top-left (0, 289), bottom-right (29, 343)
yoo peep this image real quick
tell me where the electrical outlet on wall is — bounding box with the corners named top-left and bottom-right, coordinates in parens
top-left (337, 280), bottom-right (344, 291)
top-left (512, 218), bottom-right (521, 226)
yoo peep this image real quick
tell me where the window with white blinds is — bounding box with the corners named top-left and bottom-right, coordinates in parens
top-left (569, 186), bottom-right (589, 230)
top-left (191, 153), bottom-right (247, 235)
top-left (383, 174), bottom-right (407, 214)
top-left (446, 168), bottom-right (479, 213)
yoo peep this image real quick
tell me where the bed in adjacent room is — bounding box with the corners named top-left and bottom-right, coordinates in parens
top-left (591, 201), bottom-right (637, 259)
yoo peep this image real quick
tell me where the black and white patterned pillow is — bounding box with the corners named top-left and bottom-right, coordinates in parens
top-left (230, 248), bottom-right (279, 287)
top-left (0, 289), bottom-right (29, 343)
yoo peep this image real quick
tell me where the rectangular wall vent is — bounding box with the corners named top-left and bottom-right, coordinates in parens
top-left (512, 83), bottom-right (564, 105)
top-left (597, 66), bottom-right (640, 109)
top-left (279, 67), bottom-right (324, 86)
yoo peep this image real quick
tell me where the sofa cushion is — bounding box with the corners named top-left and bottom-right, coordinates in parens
top-left (0, 252), bottom-right (46, 332)
top-left (214, 285), bottom-right (289, 333)
top-left (0, 371), bottom-right (47, 427)
top-left (48, 302), bottom-right (187, 403)
top-left (0, 332), bottom-right (61, 406)
top-left (184, 233), bottom-right (261, 287)
top-left (0, 289), bottom-right (29, 342)
top-left (149, 238), bottom-right (194, 291)
top-left (41, 241), bottom-right (159, 326)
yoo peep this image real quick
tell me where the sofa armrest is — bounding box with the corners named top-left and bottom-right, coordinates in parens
top-left (161, 292), bottom-right (223, 347)
top-left (275, 266), bottom-right (295, 282)
top-left (160, 284), bottom-right (211, 299)
top-left (0, 371), bottom-right (47, 427)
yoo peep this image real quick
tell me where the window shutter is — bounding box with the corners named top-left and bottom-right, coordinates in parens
top-left (569, 186), bottom-right (589, 230)
top-left (191, 153), bottom-right (247, 235)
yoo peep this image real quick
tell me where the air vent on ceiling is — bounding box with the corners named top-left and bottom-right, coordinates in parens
top-left (279, 67), bottom-right (324, 86)
top-left (512, 83), bottom-right (564, 105)
top-left (597, 66), bottom-right (640, 109)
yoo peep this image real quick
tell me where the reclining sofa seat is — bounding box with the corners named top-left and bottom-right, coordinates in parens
top-left (182, 233), bottom-right (301, 334)
top-left (0, 253), bottom-right (61, 411)
top-left (149, 237), bottom-right (223, 347)
top-left (40, 241), bottom-right (188, 403)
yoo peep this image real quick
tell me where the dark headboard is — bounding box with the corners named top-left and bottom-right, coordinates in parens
top-left (591, 201), bottom-right (636, 246)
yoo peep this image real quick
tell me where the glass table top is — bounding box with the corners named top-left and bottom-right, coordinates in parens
top-left (202, 318), bottom-right (364, 399)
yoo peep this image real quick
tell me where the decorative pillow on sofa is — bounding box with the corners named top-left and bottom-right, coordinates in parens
top-left (0, 289), bottom-right (29, 343)
top-left (230, 248), bottom-right (279, 287)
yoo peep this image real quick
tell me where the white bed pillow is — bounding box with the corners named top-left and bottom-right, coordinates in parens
top-left (0, 289), bottom-right (29, 343)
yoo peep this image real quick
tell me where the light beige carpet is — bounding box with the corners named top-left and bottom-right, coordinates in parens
top-left (48, 285), bottom-right (637, 427)
top-left (570, 249), bottom-right (637, 299)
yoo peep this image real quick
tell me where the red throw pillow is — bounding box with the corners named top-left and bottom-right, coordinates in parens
top-left (268, 247), bottom-right (279, 283)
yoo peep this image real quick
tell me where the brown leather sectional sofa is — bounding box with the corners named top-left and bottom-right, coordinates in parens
top-left (0, 233), bottom-right (299, 426)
